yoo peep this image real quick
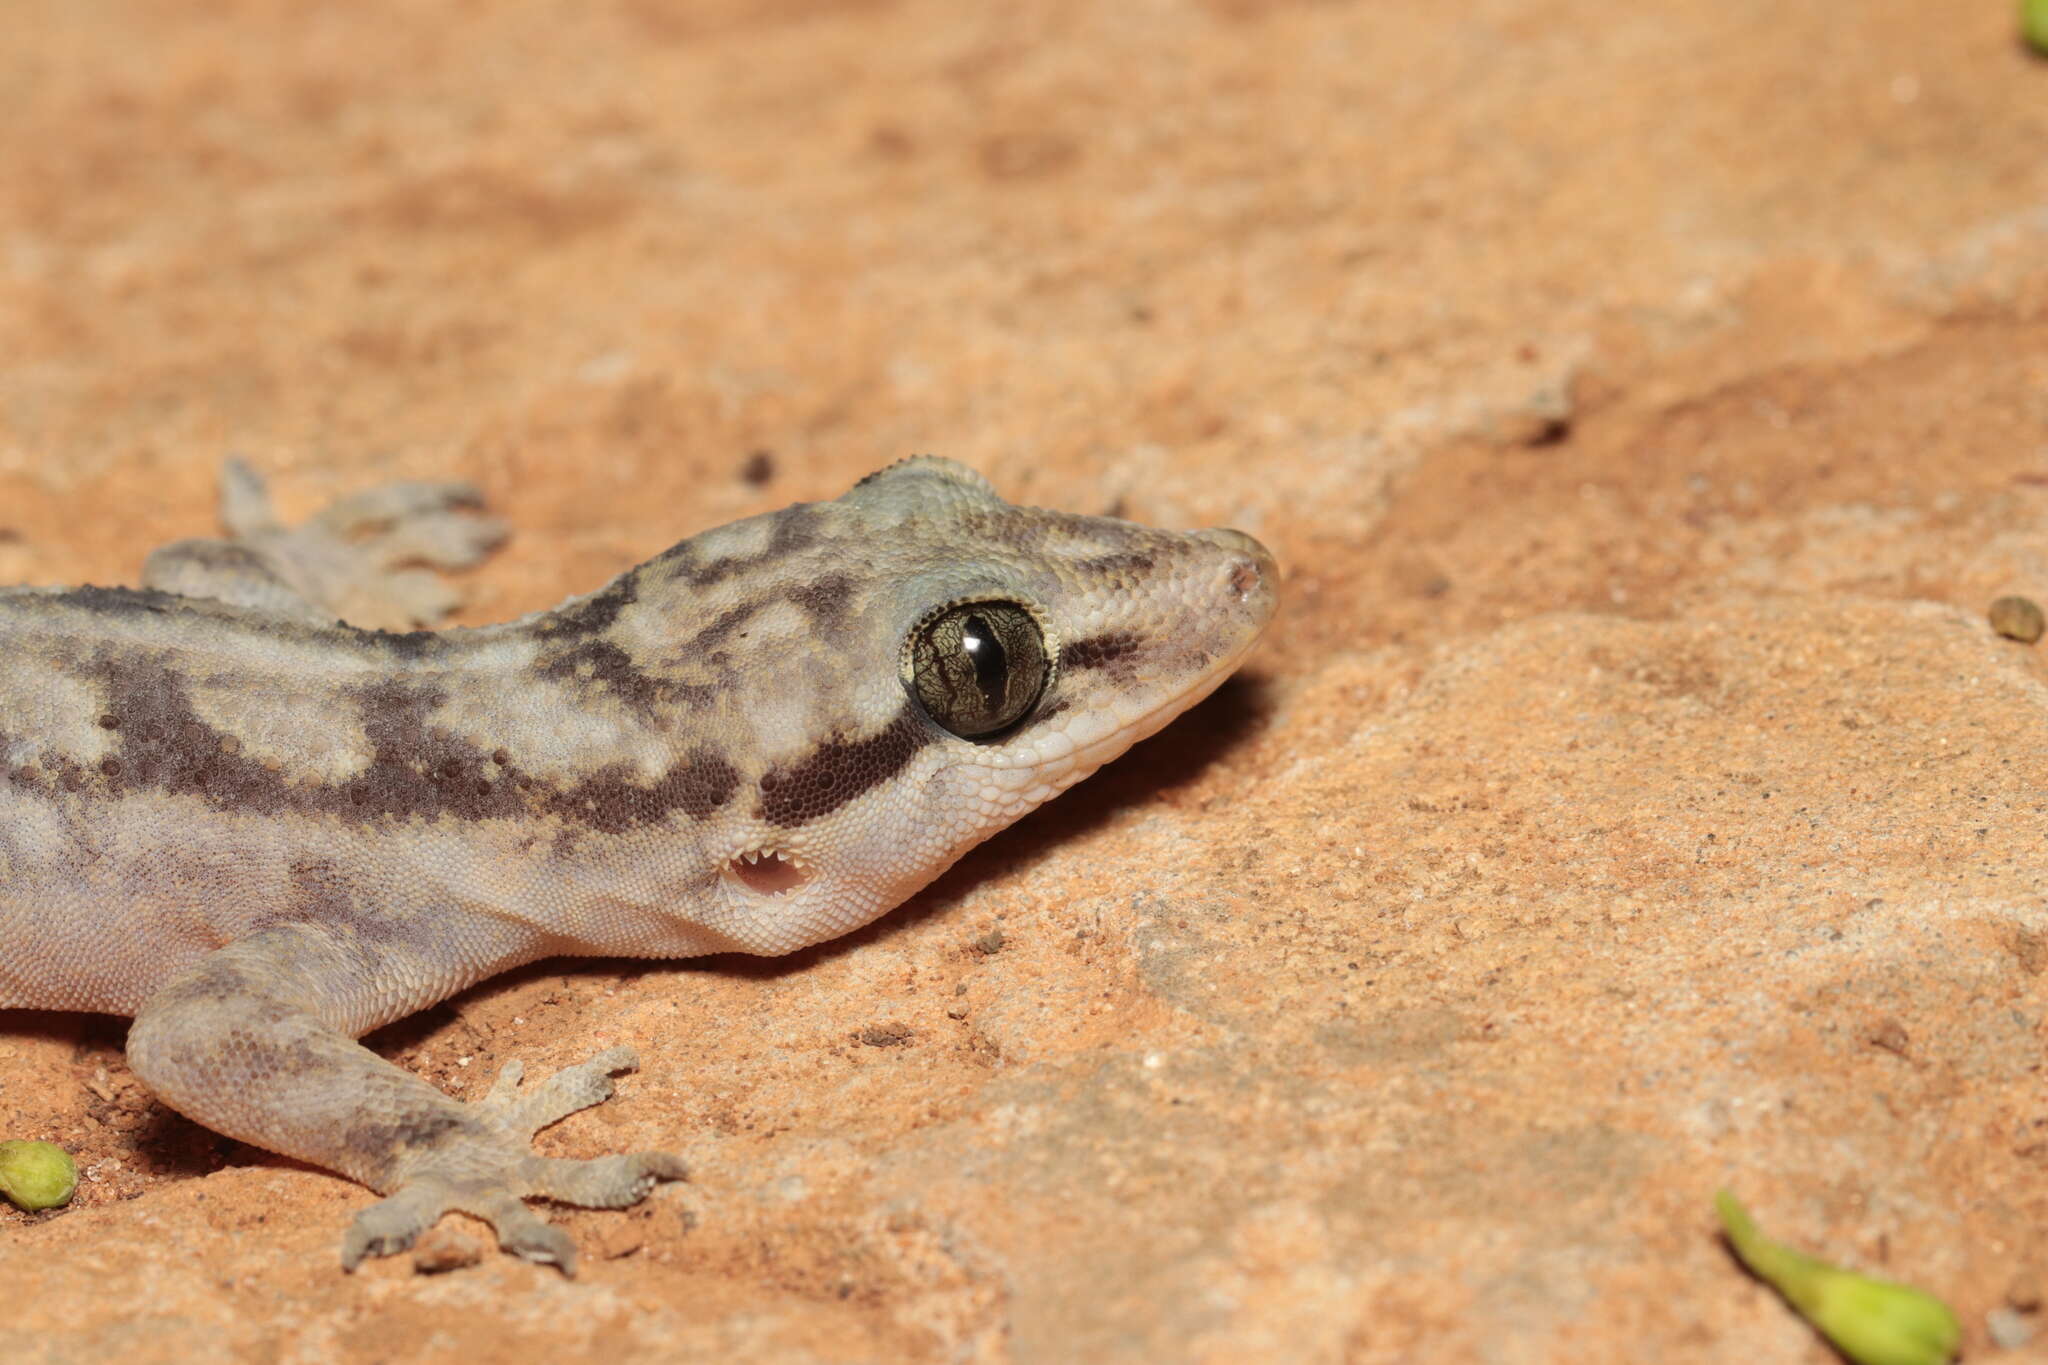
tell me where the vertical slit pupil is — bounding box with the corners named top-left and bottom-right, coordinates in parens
top-left (962, 614), bottom-right (1009, 707)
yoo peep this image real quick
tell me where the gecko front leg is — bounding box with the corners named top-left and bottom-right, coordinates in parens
top-left (124, 925), bottom-right (685, 1274)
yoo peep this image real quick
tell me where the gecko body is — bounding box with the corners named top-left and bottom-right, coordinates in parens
top-left (0, 456), bottom-right (1275, 1271)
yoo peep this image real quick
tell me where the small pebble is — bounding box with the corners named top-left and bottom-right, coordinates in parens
top-left (1989, 595), bottom-right (2044, 644)
top-left (1867, 1018), bottom-right (1910, 1056)
top-left (591, 1220), bottom-right (647, 1261)
top-left (859, 1022), bottom-right (915, 1047)
top-left (410, 1224), bottom-right (487, 1274)
top-left (1988, 1306), bottom-right (2036, 1351)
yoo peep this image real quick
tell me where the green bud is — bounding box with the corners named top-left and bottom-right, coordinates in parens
top-left (2028, 0), bottom-right (2048, 56)
top-left (1716, 1191), bottom-right (1959, 1365)
top-left (0, 1140), bottom-right (78, 1213)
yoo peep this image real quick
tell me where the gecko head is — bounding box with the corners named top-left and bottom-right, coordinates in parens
top-left (643, 456), bottom-right (1277, 956)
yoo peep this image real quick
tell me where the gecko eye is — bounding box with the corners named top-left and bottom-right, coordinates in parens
top-left (906, 600), bottom-right (1050, 740)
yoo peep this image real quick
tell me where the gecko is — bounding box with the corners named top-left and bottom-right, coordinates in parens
top-left (0, 455), bottom-right (1277, 1273)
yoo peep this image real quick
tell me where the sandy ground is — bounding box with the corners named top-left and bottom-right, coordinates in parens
top-left (3, 1), bottom-right (2048, 1361)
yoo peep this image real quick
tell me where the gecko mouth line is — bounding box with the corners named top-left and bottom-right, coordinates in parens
top-left (727, 847), bottom-right (812, 896)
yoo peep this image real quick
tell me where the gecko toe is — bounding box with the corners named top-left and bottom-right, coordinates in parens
top-left (311, 480), bottom-right (507, 571)
top-left (341, 1184), bottom-right (448, 1271)
top-left (313, 479), bottom-right (490, 533)
top-left (523, 1151), bottom-right (688, 1207)
top-left (477, 1198), bottom-right (580, 1277)
top-left (491, 1047), bottom-right (641, 1135)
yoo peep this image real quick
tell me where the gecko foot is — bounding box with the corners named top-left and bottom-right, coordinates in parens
top-left (146, 459), bottom-right (509, 630)
top-left (226, 458), bottom-right (511, 630)
top-left (339, 1046), bottom-right (685, 1277)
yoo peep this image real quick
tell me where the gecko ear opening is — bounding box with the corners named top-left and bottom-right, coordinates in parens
top-left (727, 848), bottom-right (811, 897)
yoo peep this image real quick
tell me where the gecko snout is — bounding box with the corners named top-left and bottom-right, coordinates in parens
top-left (1190, 527), bottom-right (1279, 615)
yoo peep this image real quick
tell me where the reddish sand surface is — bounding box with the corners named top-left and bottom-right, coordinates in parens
top-left (4, 2), bottom-right (2048, 1361)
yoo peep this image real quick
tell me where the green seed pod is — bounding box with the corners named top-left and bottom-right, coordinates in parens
top-left (2026, 0), bottom-right (2048, 56)
top-left (1716, 1191), bottom-right (1959, 1365)
top-left (0, 1140), bottom-right (78, 1212)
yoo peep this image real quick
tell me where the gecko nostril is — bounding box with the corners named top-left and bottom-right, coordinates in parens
top-left (1192, 528), bottom-right (1277, 602)
top-left (727, 848), bottom-right (812, 896)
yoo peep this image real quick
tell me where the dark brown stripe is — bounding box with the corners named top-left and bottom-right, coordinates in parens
top-left (351, 627), bottom-right (445, 658)
top-left (544, 747), bottom-right (740, 834)
top-left (46, 584), bottom-right (183, 618)
top-left (40, 654), bottom-right (736, 832)
top-left (535, 638), bottom-right (666, 716)
top-left (37, 582), bottom-right (460, 660)
top-left (533, 568), bottom-right (640, 640)
top-left (1076, 551), bottom-right (1155, 578)
top-left (785, 572), bottom-right (857, 628)
top-left (757, 707), bottom-right (929, 827)
top-left (345, 681), bottom-right (530, 821)
top-left (686, 602), bottom-right (757, 654)
top-left (657, 504), bottom-right (822, 588)
top-left (91, 655), bottom-right (325, 814)
top-left (1061, 632), bottom-right (1142, 672)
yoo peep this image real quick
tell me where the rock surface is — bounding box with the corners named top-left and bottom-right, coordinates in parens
top-left (3, 1), bottom-right (2048, 1361)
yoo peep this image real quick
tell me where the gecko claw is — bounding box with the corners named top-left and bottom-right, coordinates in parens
top-left (474, 1193), bottom-right (582, 1276)
top-left (341, 1183), bottom-right (445, 1270)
